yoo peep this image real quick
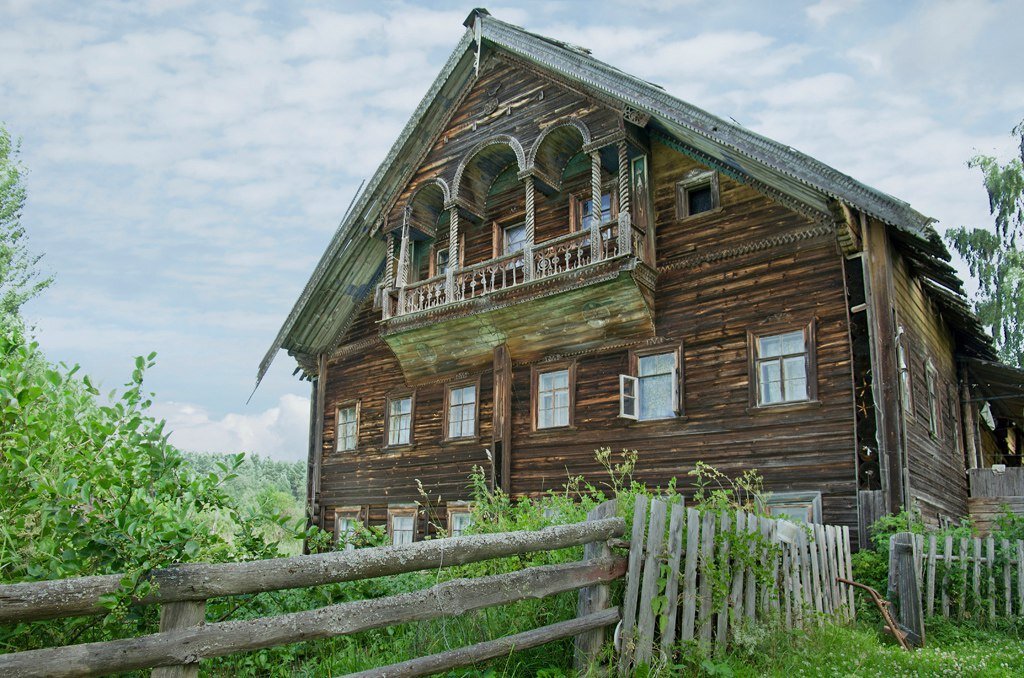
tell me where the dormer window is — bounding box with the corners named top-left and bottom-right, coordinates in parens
top-left (675, 170), bottom-right (720, 219)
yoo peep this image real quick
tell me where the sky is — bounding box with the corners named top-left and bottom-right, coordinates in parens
top-left (2, 0), bottom-right (1022, 462)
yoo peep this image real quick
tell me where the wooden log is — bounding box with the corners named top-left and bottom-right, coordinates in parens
top-left (0, 557), bottom-right (627, 678)
top-left (349, 608), bottom-right (620, 678)
top-left (940, 535), bottom-right (952, 618)
top-left (574, 499), bottom-right (617, 671)
top-left (0, 518), bottom-right (625, 624)
top-left (659, 503), bottom-right (686, 660)
top-left (616, 495), bottom-right (648, 677)
top-left (680, 508), bottom-right (700, 641)
top-left (151, 601), bottom-right (205, 678)
top-left (889, 533), bottom-right (924, 647)
top-left (1002, 539), bottom-right (1012, 617)
top-left (925, 534), bottom-right (937, 618)
top-left (636, 499), bottom-right (667, 666)
top-left (715, 512), bottom-right (733, 652)
top-left (697, 511), bottom-right (716, 647)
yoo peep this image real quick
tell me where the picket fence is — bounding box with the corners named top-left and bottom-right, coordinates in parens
top-left (898, 532), bottom-right (1024, 620)
top-left (615, 496), bottom-right (855, 673)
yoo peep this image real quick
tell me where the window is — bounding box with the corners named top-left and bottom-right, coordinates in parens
top-left (759, 491), bottom-right (822, 524)
top-left (675, 169), bottom-right (720, 219)
top-left (620, 348), bottom-right (681, 421)
top-left (389, 511), bottom-right (416, 546)
top-left (446, 383), bottom-right (477, 439)
top-left (533, 364), bottom-right (574, 429)
top-left (503, 222), bottom-right (527, 255)
top-left (385, 395), bottom-right (413, 446)
top-left (334, 511), bottom-right (360, 551)
top-left (897, 333), bottom-right (912, 415)
top-left (336, 403), bottom-right (359, 452)
top-left (435, 248), bottom-right (450, 276)
top-left (449, 511), bottom-right (472, 537)
top-left (926, 362), bottom-right (940, 438)
top-left (749, 323), bottom-right (816, 408)
top-left (578, 192), bottom-right (613, 231)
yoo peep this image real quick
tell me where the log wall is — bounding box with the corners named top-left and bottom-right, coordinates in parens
top-left (316, 57), bottom-right (864, 545)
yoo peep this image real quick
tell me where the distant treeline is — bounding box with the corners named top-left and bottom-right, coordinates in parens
top-left (182, 451), bottom-right (306, 508)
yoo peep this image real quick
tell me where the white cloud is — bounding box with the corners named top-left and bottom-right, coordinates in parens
top-left (805, 0), bottom-right (862, 27)
top-left (153, 394), bottom-right (310, 462)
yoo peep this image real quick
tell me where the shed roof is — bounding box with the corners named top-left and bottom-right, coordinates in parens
top-left (259, 8), bottom-right (995, 384)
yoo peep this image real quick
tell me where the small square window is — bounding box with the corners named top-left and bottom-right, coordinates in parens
top-left (336, 403), bottom-right (359, 452)
top-left (675, 170), bottom-right (720, 219)
top-left (446, 383), bottom-right (477, 439)
top-left (620, 347), bottom-right (682, 421)
top-left (503, 222), bottom-right (527, 255)
top-left (537, 369), bottom-right (570, 429)
top-left (449, 511), bottom-right (472, 537)
top-left (334, 513), bottom-right (360, 551)
top-left (386, 395), bottom-right (413, 446)
top-left (390, 512), bottom-right (415, 546)
top-left (436, 248), bottom-right (450, 276)
top-left (749, 323), bottom-right (816, 408)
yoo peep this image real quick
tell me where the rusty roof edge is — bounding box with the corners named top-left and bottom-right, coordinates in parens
top-left (256, 29), bottom-right (477, 386)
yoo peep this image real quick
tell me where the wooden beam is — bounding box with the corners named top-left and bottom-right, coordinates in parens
top-left (151, 601), bottom-right (205, 678)
top-left (863, 216), bottom-right (905, 514)
top-left (348, 608), bottom-right (620, 678)
top-left (0, 518), bottom-right (625, 624)
top-left (492, 343), bottom-right (512, 492)
top-left (0, 558), bottom-right (626, 678)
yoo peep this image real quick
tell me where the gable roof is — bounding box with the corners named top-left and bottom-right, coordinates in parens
top-left (258, 8), bottom-right (990, 385)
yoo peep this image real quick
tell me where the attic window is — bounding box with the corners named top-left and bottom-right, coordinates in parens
top-left (675, 170), bottom-right (720, 219)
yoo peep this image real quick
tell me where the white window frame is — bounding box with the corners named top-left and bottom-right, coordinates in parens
top-left (335, 402), bottom-right (359, 452)
top-left (389, 510), bottom-right (416, 546)
top-left (619, 348), bottom-right (681, 421)
top-left (445, 382), bottom-right (478, 440)
top-left (385, 394), bottom-right (413, 447)
top-left (449, 511), bottom-right (472, 537)
top-left (334, 511), bottom-right (360, 551)
top-left (534, 366), bottom-right (572, 430)
top-left (750, 325), bottom-right (814, 407)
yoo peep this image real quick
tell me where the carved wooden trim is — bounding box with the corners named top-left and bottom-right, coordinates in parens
top-left (657, 225), bottom-right (834, 275)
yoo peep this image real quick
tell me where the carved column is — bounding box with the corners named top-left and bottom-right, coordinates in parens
top-left (383, 232), bottom-right (395, 319)
top-left (395, 220), bottom-right (411, 315)
top-left (524, 175), bottom-right (536, 280)
top-left (447, 206), bottom-right (460, 301)
top-left (617, 141), bottom-right (632, 256)
top-left (590, 151), bottom-right (602, 262)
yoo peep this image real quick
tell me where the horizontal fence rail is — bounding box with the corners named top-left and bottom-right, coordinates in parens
top-left (0, 518), bottom-right (624, 624)
top-left (0, 517), bottom-right (626, 677)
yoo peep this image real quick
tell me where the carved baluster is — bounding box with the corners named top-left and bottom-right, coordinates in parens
top-left (524, 175), bottom-right (536, 281)
top-left (590, 151), bottom-right (602, 262)
top-left (446, 206), bottom-right (459, 301)
top-left (617, 141), bottom-right (632, 257)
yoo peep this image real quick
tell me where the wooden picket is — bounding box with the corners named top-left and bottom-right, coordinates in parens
top-left (616, 499), bottom-right (856, 674)
top-left (895, 531), bottom-right (1024, 624)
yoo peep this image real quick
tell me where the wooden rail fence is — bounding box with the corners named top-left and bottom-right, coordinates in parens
top-left (888, 530), bottom-right (1024, 645)
top-left (615, 496), bottom-right (856, 674)
top-left (0, 498), bottom-right (864, 677)
top-left (0, 517), bottom-right (625, 677)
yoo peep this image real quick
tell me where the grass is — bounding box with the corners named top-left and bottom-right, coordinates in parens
top-left (669, 617), bottom-right (1024, 678)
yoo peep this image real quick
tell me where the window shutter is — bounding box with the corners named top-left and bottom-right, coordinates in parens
top-left (672, 367), bottom-right (680, 414)
top-left (619, 374), bottom-right (638, 419)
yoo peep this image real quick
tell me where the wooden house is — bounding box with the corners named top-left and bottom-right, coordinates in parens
top-left (260, 10), bottom-right (1024, 549)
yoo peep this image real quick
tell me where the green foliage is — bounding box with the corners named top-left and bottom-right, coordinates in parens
top-left (946, 119), bottom-right (1024, 366)
top-left (0, 323), bottom-right (291, 650)
top-left (0, 123), bottom-right (52, 316)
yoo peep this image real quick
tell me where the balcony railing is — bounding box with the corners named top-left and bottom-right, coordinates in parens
top-left (387, 218), bottom-right (647, 320)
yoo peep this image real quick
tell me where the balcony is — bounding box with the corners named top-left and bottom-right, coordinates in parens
top-left (380, 218), bottom-right (656, 382)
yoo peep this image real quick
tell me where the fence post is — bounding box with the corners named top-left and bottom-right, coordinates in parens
top-left (888, 532), bottom-right (924, 647)
top-left (574, 499), bottom-right (618, 672)
top-left (151, 600), bottom-right (206, 678)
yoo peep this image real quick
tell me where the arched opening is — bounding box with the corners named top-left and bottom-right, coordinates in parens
top-left (454, 138), bottom-right (526, 267)
top-left (406, 181), bottom-right (448, 281)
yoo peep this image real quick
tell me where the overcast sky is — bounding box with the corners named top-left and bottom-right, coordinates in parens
top-left (2, 0), bottom-right (1021, 462)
